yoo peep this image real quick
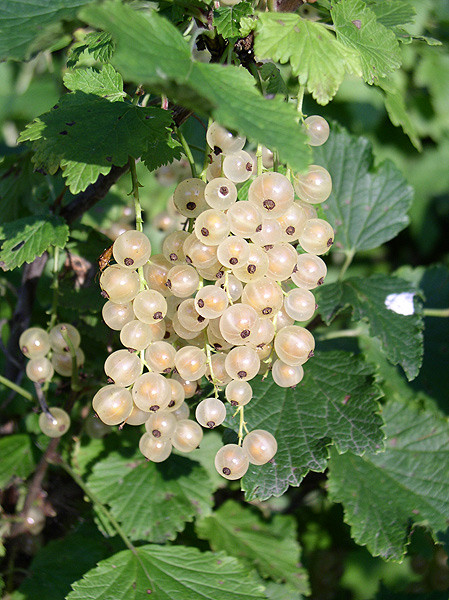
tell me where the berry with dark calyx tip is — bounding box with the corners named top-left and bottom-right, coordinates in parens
top-left (215, 444), bottom-right (249, 480)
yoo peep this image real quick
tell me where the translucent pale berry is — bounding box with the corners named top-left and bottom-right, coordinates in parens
top-left (242, 429), bottom-right (277, 465)
top-left (225, 346), bottom-right (260, 381)
top-left (144, 341), bottom-right (176, 373)
top-left (277, 203), bottom-right (308, 242)
top-left (19, 327), bottom-right (50, 359)
top-left (102, 301), bottom-right (134, 331)
top-left (104, 349), bottom-right (142, 386)
top-left (100, 265), bottom-right (140, 303)
top-left (217, 236), bottom-right (249, 268)
top-left (274, 325), bottom-right (315, 366)
top-left (145, 411), bottom-right (177, 439)
top-left (241, 277), bottom-right (284, 319)
top-left (93, 385), bottom-right (133, 425)
top-left (303, 115), bottom-right (330, 146)
top-left (166, 265), bottom-right (200, 298)
top-left (206, 122), bottom-right (246, 154)
top-left (195, 285), bottom-right (228, 319)
top-left (227, 202), bottom-right (263, 238)
top-left (284, 288), bottom-right (316, 321)
top-left (124, 403), bottom-right (151, 426)
top-left (49, 323), bottom-right (81, 353)
top-left (219, 303), bottom-right (259, 345)
top-left (196, 397), bottom-right (227, 429)
top-left (183, 234), bottom-right (217, 269)
top-left (173, 178), bottom-right (208, 217)
top-left (265, 243), bottom-right (297, 282)
top-left (26, 357), bottom-right (54, 383)
top-left (172, 419), bottom-right (203, 452)
top-left (133, 290), bottom-right (168, 324)
top-left (194, 209), bottom-right (230, 246)
top-left (51, 348), bottom-right (84, 377)
top-left (225, 380), bottom-right (253, 406)
top-left (292, 253), bottom-right (327, 289)
top-left (113, 230), bottom-right (151, 269)
top-left (174, 346), bottom-right (207, 381)
top-left (248, 172), bottom-right (294, 218)
top-left (132, 372), bottom-right (171, 412)
top-left (272, 359), bottom-right (304, 388)
top-left (232, 244), bottom-right (269, 283)
top-left (294, 165), bottom-right (332, 204)
top-left (143, 254), bottom-right (172, 296)
top-left (299, 218), bottom-right (334, 255)
top-left (222, 151), bottom-right (254, 183)
top-left (139, 433), bottom-right (172, 462)
top-left (162, 230), bottom-right (189, 264)
top-left (205, 177), bottom-right (238, 210)
top-left (215, 444), bottom-right (249, 480)
top-left (39, 407), bottom-right (70, 438)
top-left (120, 320), bottom-right (154, 351)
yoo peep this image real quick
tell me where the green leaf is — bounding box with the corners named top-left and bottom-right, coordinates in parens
top-left (196, 500), bottom-right (309, 594)
top-left (254, 13), bottom-right (361, 105)
top-left (313, 124), bottom-right (413, 253)
top-left (0, 434), bottom-right (37, 488)
top-left (0, 153), bottom-right (56, 224)
top-left (331, 0), bottom-right (401, 84)
top-left (18, 92), bottom-right (173, 193)
top-left (264, 582), bottom-right (305, 600)
top-left (67, 31), bottom-right (115, 67)
top-left (226, 351), bottom-right (383, 501)
top-left (378, 78), bottom-right (422, 150)
top-left (328, 399), bottom-right (449, 561)
top-left (259, 63), bottom-right (289, 98)
top-left (0, 0), bottom-right (93, 61)
top-left (0, 214), bottom-right (69, 271)
top-left (141, 135), bottom-right (183, 173)
top-left (81, 2), bottom-right (311, 173)
top-left (87, 450), bottom-right (214, 542)
top-left (63, 65), bottom-right (126, 102)
top-left (213, 2), bottom-right (253, 38)
top-left (367, 0), bottom-right (415, 29)
top-left (14, 523), bottom-right (117, 600)
top-left (400, 265), bottom-right (449, 412)
top-left (316, 275), bottom-right (424, 380)
top-left (68, 545), bottom-right (266, 600)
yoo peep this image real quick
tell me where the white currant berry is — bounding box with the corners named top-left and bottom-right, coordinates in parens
top-left (242, 429), bottom-right (277, 465)
top-left (39, 407), bottom-right (70, 438)
top-left (215, 444), bottom-right (249, 480)
top-left (113, 230), bottom-right (151, 269)
top-left (104, 349), bottom-right (142, 386)
top-left (274, 325), bottom-right (315, 366)
top-left (19, 327), bottom-right (50, 359)
top-left (196, 397), bottom-right (227, 428)
top-left (303, 115), bottom-right (330, 146)
top-left (139, 433), bottom-right (172, 462)
top-left (299, 218), bottom-right (334, 255)
top-left (225, 380), bottom-right (253, 406)
top-left (100, 265), bottom-right (140, 303)
top-left (173, 178), bottom-right (208, 217)
top-left (272, 359), bottom-right (304, 388)
top-left (248, 172), bottom-right (294, 217)
top-left (294, 166), bottom-right (332, 204)
top-left (132, 372), bottom-right (171, 412)
top-left (172, 419), bottom-right (203, 452)
top-left (93, 385), bottom-right (133, 425)
top-left (26, 357), bottom-right (54, 383)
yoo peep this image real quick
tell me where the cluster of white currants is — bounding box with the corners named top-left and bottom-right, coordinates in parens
top-left (19, 324), bottom-right (81, 437)
top-left (94, 116), bottom-right (332, 479)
